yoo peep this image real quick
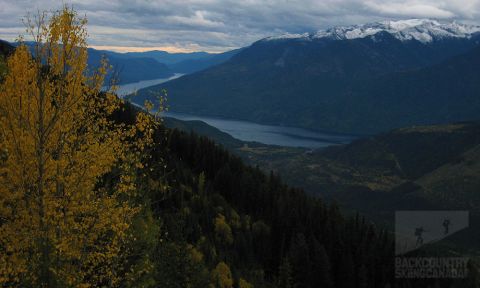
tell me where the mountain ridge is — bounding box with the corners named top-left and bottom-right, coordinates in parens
top-left (134, 21), bottom-right (480, 134)
top-left (264, 19), bottom-right (480, 43)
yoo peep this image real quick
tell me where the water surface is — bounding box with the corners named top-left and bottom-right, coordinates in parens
top-left (163, 111), bottom-right (356, 148)
top-left (115, 74), bottom-right (183, 97)
top-left (116, 79), bottom-right (356, 148)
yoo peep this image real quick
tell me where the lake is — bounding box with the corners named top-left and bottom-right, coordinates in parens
top-left (163, 112), bottom-right (356, 148)
top-left (117, 79), bottom-right (356, 148)
top-left (114, 74), bottom-right (184, 97)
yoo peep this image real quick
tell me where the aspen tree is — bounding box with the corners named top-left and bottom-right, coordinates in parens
top-left (0, 7), bottom-right (156, 287)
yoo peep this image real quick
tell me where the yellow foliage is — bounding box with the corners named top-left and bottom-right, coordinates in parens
top-left (211, 262), bottom-right (233, 288)
top-left (0, 7), bottom-right (156, 287)
top-left (238, 278), bottom-right (254, 288)
top-left (187, 244), bottom-right (204, 263)
top-left (214, 214), bottom-right (233, 245)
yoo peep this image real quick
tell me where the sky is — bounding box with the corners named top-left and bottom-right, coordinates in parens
top-left (0, 0), bottom-right (479, 53)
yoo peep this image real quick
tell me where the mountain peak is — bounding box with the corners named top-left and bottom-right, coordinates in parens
top-left (264, 19), bottom-right (480, 43)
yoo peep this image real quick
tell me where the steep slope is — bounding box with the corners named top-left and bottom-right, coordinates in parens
top-left (0, 40), bottom-right (14, 78)
top-left (87, 48), bottom-right (173, 84)
top-left (0, 40), bottom-right (14, 58)
top-left (113, 49), bottom-right (240, 74)
top-left (114, 50), bottom-right (212, 64)
top-left (417, 144), bottom-right (480, 211)
top-left (111, 103), bottom-right (399, 288)
top-left (6, 41), bottom-right (175, 85)
top-left (246, 121), bottom-right (480, 218)
top-left (342, 45), bottom-right (480, 132)
top-left (134, 19), bottom-right (480, 134)
top-left (168, 48), bottom-right (242, 74)
top-left (162, 116), bottom-right (245, 148)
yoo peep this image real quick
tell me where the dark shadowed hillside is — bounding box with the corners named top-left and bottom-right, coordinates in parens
top-left (168, 48), bottom-right (242, 74)
top-left (87, 48), bottom-right (174, 84)
top-left (134, 22), bottom-right (480, 134)
top-left (245, 122), bottom-right (480, 221)
top-left (0, 40), bottom-right (14, 79)
top-left (111, 103), bottom-right (402, 288)
top-left (110, 49), bottom-right (240, 74)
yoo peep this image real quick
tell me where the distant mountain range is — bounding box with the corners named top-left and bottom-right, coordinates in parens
top-left (168, 48), bottom-right (242, 74)
top-left (5, 41), bottom-right (239, 84)
top-left (111, 50), bottom-right (212, 64)
top-left (134, 19), bottom-right (480, 134)
top-left (95, 48), bottom-right (240, 82)
top-left (107, 49), bottom-right (241, 75)
top-left (87, 48), bottom-right (174, 84)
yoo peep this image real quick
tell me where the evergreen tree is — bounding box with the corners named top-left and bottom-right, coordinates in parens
top-left (310, 239), bottom-right (333, 288)
top-left (278, 258), bottom-right (294, 288)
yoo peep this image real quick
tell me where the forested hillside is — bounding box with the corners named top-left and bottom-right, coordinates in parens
top-left (242, 121), bottom-right (480, 245)
top-left (114, 103), bottom-right (480, 287)
top-left (112, 103), bottom-right (394, 287)
top-left (134, 21), bottom-right (480, 134)
top-left (0, 40), bottom-right (14, 79)
top-left (0, 10), bottom-right (396, 287)
top-left (2, 7), bottom-right (480, 288)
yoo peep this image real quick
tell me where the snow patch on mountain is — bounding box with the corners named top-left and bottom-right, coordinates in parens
top-left (264, 19), bottom-right (480, 43)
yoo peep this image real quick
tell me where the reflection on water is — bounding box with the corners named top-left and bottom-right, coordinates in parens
top-left (116, 79), bottom-right (357, 148)
top-left (163, 111), bottom-right (356, 148)
top-left (114, 73), bottom-right (183, 97)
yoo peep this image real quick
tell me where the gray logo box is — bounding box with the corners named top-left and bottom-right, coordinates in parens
top-left (395, 210), bottom-right (469, 255)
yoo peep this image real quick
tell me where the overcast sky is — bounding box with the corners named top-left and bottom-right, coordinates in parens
top-left (1, 0), bottom-right (479, 53)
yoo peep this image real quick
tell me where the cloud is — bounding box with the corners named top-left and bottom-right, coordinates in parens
top-left (0, 0), bottom-right (479, 52)
top-left (364, 2), bottom-right (455, 18)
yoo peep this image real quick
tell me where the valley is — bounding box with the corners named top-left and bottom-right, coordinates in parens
top-left (110, 17), bottom-right (480, 260)
top-left (161, 111), bottom-right (480, 256)
top-left (134, 19), bottom-right (480, 134)
top-left (2, 8), bottom-right (480, 286)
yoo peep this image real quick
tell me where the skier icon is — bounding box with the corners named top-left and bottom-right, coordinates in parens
top-left (443, 219), bottom-right (451, 235)
top-left (415, 227), bottom-right (425, 246)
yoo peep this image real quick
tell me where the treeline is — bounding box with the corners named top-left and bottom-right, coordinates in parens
top-left (118, 102), bottom-right (480, 288)
top-left (115, 103), bottom-right (395, 287)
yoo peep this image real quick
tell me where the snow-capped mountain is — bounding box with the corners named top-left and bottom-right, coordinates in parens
top-left (140, 18), bottom-right (480, 134)
top-left (265, 19), bottom-right (480, 43)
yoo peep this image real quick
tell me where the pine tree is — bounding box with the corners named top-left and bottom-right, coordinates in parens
top-left (278, 258), bottom-right (294, 288)
top-left (310, 239), bottom-right (333, 288)
top-left (289, 233), bottom-right (311, 288)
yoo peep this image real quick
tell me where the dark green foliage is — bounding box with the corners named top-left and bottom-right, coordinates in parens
top-left (0, 40), bottom-right (14, 81)
top-left (115, 103), bottom-right (480, 287)
top-left (0, 40), bottom-right (14, 58)
top-left (143, 117), bottom-right (395, 287)
top-left (154, 242), bottom-right (210, 288)
top-left (277, 258), bottom-right (294, 288)
top-left (310, 240), bottom-right (333, 288)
